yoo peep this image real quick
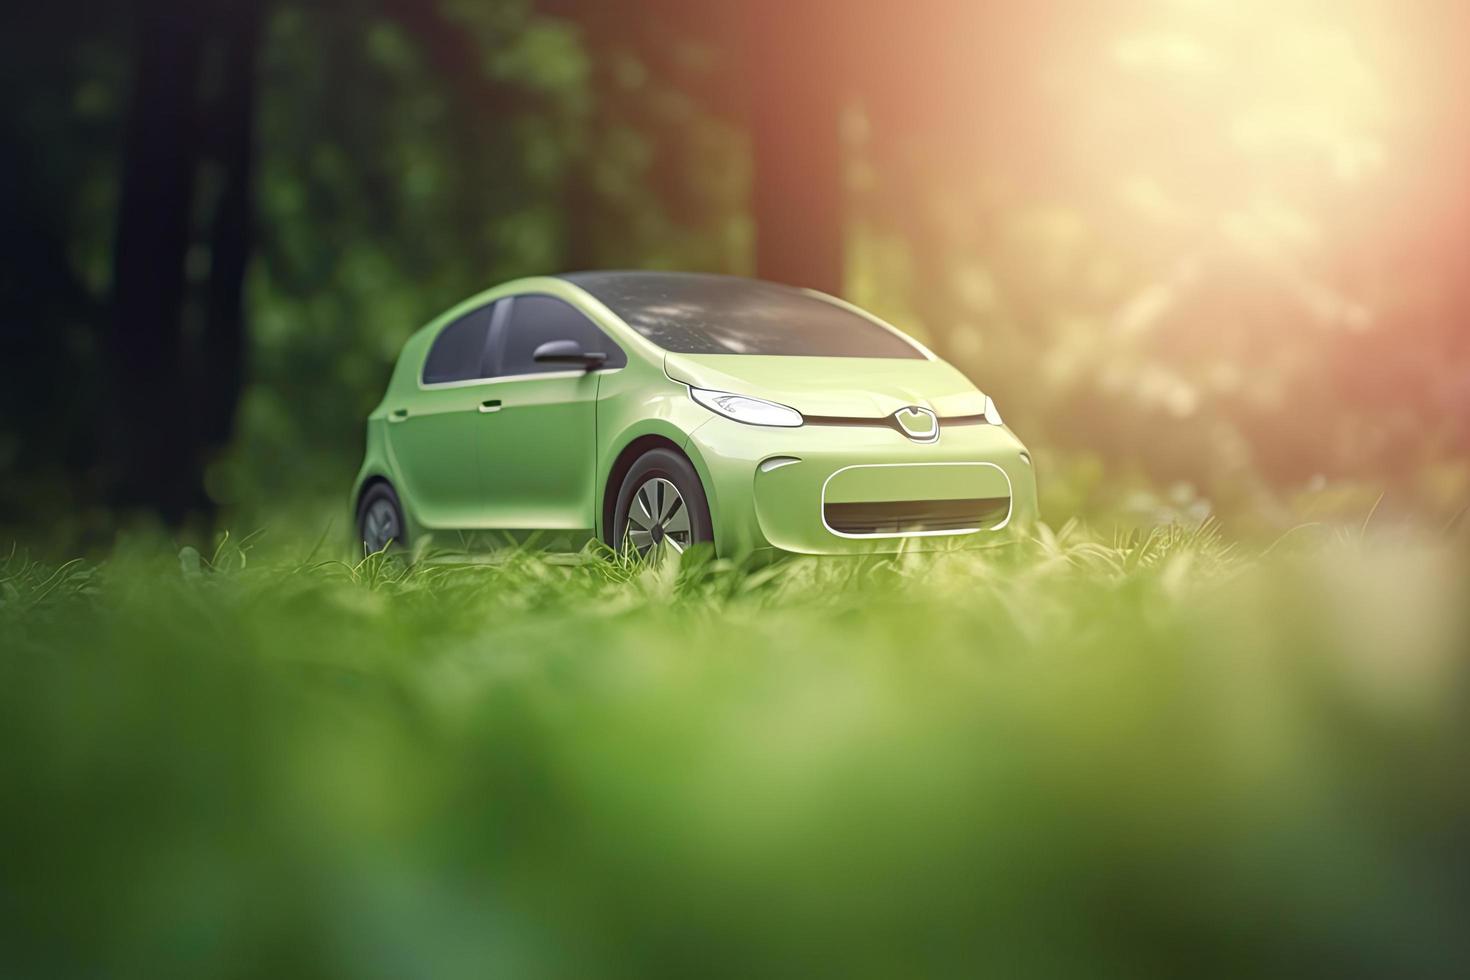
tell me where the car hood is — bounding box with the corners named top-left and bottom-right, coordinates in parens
top-left (663, 353), bottom-right (986, 418)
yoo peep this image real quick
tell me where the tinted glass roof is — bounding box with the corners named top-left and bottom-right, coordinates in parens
top-left (559, 271), bottom-right (925, 359)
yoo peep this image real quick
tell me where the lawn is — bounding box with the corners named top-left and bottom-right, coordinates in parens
top-left (2, 524), bottom-right (1467, 977)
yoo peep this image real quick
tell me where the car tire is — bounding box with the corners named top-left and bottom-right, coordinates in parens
top-left (357, 482), bottom-right (408, 554)
top-left (611, 448), bottom-right (714, 558)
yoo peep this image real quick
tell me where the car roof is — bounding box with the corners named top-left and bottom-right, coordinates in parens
top-left (558, 270), bottom-right (809, 293)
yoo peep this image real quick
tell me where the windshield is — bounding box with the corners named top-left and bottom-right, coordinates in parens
top-left (562, 272), bottom-right (926, 358)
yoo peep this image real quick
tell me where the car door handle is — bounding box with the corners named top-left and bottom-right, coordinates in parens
top-left (479, 399), bottom-right (502, 413)
top-left (388, 408), bottom-right (409, 423)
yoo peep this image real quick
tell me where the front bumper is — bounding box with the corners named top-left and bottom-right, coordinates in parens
top-left (685, 415), bottom-right (1038, 557)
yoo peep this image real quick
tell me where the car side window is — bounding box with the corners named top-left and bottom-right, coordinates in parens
top-left (496, 295), bottom-right (627, 376)
top-left (421, 302), bottom-right (497, 385)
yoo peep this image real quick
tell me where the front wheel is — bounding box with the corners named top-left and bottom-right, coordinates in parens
top-left (611, 448), bottom-right (714, 559)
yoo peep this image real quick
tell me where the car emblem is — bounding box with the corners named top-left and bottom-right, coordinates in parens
top-left (893, 406), bottom-right (939, 443)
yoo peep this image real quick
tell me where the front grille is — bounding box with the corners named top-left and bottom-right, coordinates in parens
top-left (824, 497), bottom-right (1010, 535)
top-left (804, 412), bottom-right (989, 433)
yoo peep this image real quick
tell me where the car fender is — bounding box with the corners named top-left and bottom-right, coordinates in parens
top-left (594, 412), bottom-right (716, 542)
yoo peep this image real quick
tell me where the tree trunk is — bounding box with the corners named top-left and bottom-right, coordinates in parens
top-left (202, 0), bottom-right (266, 454)
top-left (743, 2), bottom-right (844, 296)
top-left (108, 0), bottom-right (207, 523)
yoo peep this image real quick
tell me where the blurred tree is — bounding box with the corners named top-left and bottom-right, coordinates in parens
top-left (543, 0), bottom-right (744, 271)
top-left (551, 0), bottom-right (847, 292)
top-left (0, 3), bottom-right (122, 524)
top-left (104, 0), bottom-right (533, 526)
top-left (109, 0), bottom-right (210, 521)
top-left (202, 0), bottom-right (268, 457)
top-left (742, 0), bottom-right (844, 295)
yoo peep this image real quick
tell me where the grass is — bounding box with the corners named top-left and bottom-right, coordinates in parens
top-left (2, 523), bottom-right (1468, 978)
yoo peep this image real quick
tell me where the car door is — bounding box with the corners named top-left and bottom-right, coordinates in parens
top-left (476, 294), bottom-right (626, 534)
top-left (385, 301), bottom-right (499, 529)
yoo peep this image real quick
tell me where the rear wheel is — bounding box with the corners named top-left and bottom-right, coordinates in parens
top-left (611, 449), bottom-right (713, 559)
top-left (357, 482), bottom-right (407, 555)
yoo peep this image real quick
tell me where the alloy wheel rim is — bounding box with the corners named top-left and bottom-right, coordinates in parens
top-left (625, 477), bottom-right (691, 559)
top-left (363, 499), bottom-right (399, 554)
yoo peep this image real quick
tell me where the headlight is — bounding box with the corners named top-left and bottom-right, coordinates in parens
top-left (984, 395), bottom-right (1004, 426)
top-left (689, 387), bottom-right (803, 427)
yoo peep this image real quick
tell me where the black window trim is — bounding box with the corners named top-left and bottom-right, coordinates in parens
top-left (479, 297), bottom-right (512, 378)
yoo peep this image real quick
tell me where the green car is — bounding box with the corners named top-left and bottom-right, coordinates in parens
top-left (353, 272), bottom-right (1037, 560)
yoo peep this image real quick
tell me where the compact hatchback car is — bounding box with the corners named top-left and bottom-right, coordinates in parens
top-left (353, 272), bottom-right (1037, 559)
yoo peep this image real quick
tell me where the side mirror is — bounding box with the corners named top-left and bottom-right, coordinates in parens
top-left (532, 339), bottom-right (607, 371)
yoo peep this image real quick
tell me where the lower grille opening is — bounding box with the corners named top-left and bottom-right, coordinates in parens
top-left (824, 497), bottom-right (1010, 535)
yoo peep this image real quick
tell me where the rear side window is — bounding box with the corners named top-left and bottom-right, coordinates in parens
top-left (421, 303), bottom-right (496, 384)
top-left (497, 295), bottom-right (627, 376)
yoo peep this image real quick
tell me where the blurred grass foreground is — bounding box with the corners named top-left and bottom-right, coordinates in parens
top-left (3, 526), bottom-right (1468, 977)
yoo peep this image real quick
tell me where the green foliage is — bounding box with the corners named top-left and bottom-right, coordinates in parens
top-left (3, 529), bottom-right (1467, 976)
